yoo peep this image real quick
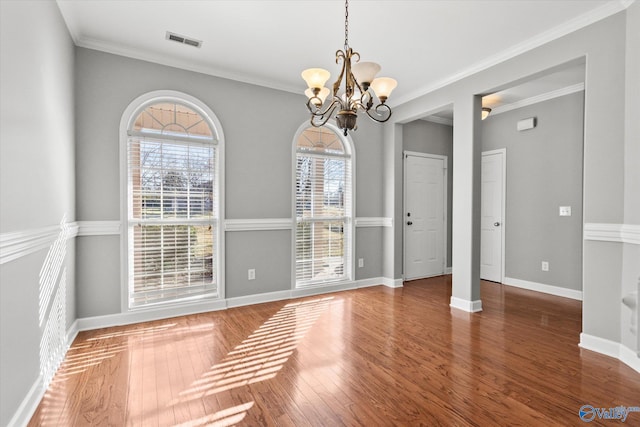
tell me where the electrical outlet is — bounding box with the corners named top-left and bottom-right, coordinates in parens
top-left (559, 206), bottom-right (572, 216)
top-left (541, 261), bottom-right (549, 272)
top-left (248, 269), bottom-right (256, 280)
top-left (358, 258), bottom-right (364, 268)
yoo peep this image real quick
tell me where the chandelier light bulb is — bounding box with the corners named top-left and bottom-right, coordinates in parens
top-left (370, 77), bottom-right (398, 102)
top-left (301, 68), bottom-right (331, 90)
top-left (351, 61), bottom-right (381, 87)
top-left (305, 87), bottom-right (330, 106)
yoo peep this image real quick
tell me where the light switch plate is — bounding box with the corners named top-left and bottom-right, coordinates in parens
top-left (559, 206), bottom-right (571, 216)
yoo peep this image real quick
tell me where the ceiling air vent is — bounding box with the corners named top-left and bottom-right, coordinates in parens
top-left (166, 31), bottom-right (202, 48)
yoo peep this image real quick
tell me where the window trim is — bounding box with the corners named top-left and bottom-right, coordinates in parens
top-left (119, 90), bottom-right (225, 311)
top-left (291, 122), bottom-right (356, 289)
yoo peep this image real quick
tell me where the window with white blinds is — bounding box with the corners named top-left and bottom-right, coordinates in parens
top-left (295, 126), bottom-right (352, 286)
top-left (127, 101), bottom-right (219, 308)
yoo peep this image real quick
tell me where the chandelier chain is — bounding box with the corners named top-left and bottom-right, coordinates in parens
top-left (344, 0), bottom-right (349, 50)
top-left (302, 0), bottom-right (394, 134)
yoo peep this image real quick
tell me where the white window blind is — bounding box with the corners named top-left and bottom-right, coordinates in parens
top-left (295, 126), bottom-right (352, 286)
top-left (127, 102), bottom-right (218, 308)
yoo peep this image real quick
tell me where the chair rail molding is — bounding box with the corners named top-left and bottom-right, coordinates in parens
top-left (224, 218), bottom-right (293, 232)
top-left (584, 223), bottom-right (640, 245)
top-left (223, 217), bottom-right (393, 231)
top-left (77, 220), bottom-right (121, 236)
top-left (354, 217), bottom-right (393, 227)
top-left (0, 222), bottom-right (79, 265)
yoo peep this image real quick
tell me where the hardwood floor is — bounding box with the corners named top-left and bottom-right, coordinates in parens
top-left (29, 277), bottom-right (640, 426)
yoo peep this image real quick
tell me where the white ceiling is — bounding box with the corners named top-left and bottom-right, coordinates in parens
top-left (56, 0), bottom-right (623, 106)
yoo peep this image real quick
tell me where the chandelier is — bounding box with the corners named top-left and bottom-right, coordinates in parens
top-left (301, 0), bottom-right (397, 136)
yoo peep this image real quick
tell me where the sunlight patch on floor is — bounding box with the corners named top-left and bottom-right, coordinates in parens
top-left (168, 296), bottom-right (334, 425)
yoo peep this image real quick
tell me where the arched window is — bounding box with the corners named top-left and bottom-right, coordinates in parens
top-left (295, 125), bottom-right (353, 287)
top-left (123, 93), bottom-right (223, 308)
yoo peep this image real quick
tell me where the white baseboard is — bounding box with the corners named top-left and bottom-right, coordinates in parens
top-left (450, 296), bottom-right (483, 312)
top-left (226, 290), bottom-right (292, 308)
top-left (579, 333), bottom-right (640, 374)
top-left (221, 278), bottom-right (389, 308)
top-left (9, 319), bottom-right (80, 427)
top-left (77, 277), bottom-right (395, 331)
top-left (77, 299), bottom-right (228, 331)
top-left (503, 277), bottom-right (583, 301)
top-left (620, 344), bottom-right (640, 373)
top-left (579, 333), bottom-right (620, 358)
top-left (66, 319), bottom-right (79, 346)
top-left (290, 277), bottom-right (394, 299)
top-left (7, 374), bottom-right (45, 427)
top-left (381, 277), bottom-right (404, 288)
top-left (355, 277), bottom-right (390, 288)
top-left (291, 282), bottom-right (357, 299)
top-left (445, 267), bottom-right (452, 274)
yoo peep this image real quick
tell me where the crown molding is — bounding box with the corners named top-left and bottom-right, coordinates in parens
top-left (420, 115), bottom-right (454, 127)
top-left (422, 82), bottom-right (584, 123)
top-left (66, 0), bottom-right (632, 106)
top-left (393, 0), bottom-right (632, 106)
top-left (74, 36), bottom-right (301, 96)
top-left (491, 83), bottom-right (585, 116)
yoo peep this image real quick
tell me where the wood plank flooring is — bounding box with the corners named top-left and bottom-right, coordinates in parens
top-left (28, 277), bottom-right (640, 426)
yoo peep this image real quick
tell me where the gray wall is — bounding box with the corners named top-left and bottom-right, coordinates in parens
top-left (0, 1), bottom-right (76, 425)
top-left (625, 1), bottom-right (640, 225)
top-left (74, 47), bottom-right (386, 317)
top-left (352, 118), bottom-right (385, 280)
top-left (622, 1), bottom-right (640, 353)
top-left (388, 10), bottom-right (630, 343)
top-left (482, 92), bottom-right (584, 290)
top-left (402, 120), bottom-right (454, 269)
top-left (2, 2), bottom-right (638, 424)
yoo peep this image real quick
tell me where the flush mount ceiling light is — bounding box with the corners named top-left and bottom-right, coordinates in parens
top-left (301, 0), bottom-right (397, 136)
top-left (482, 107), bottom-right (492, 120)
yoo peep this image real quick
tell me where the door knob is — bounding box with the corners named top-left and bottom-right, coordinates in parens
top-left (407, 221), bottom-right (413, 225)
top-left (494, 222), bottom-right (501, 227)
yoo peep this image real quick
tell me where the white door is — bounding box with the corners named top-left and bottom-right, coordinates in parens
top-left (404, 153), bottom-right (446, 280)
top-left (480, 150), bottom-right (505, 282)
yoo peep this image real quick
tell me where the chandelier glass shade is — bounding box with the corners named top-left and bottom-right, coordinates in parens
top-left (302, 0), bottom-right (397, 136)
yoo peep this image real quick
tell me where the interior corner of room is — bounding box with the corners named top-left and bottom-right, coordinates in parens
top-left (1, 0), bottom-right (639, 425)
